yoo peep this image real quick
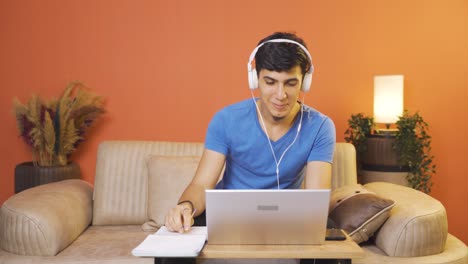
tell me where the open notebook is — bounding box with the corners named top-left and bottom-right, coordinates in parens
top-left (132, 226), bottom-right (207, 257)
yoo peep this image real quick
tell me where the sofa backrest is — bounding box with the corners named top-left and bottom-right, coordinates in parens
top-left (92, 141), bottom-right (204, 225)
top-left (331, 142), bottom-right (357, 189)
top-left (92, 141), bottom-right (357, 225)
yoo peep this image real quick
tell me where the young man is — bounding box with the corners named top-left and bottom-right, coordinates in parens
top-left (161, 32), bottom-right (336, 264)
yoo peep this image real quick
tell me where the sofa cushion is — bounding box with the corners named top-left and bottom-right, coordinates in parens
top-left (328, 184), bottom-right (395, 244)
top-left (0, 180), bottom-right (93, 256)
top-left (143, 155), bottom-right (200, 231)
top-left (356, 234), bottom-right (468, 264)
top-left (56, 225), bottom-right (153, 264)
top-left (365, 182), bottom-right (448, 257)
top-left (93, 141), bottom-right (204, 226)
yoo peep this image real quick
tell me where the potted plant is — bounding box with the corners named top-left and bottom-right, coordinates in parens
top-left (13, 81), bottom-right (105, 193)
top-left (344, 113), bottom-right (375, 171)
top-left (344, 111), bottom-right (435, 193)
top-left (394, 111), bottom-right (435, 193)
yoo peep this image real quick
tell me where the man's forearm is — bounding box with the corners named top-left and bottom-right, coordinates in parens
top-left (178, 183), bottom-right (207, 217)
top-left (305, 161), bottom-right (332, 189)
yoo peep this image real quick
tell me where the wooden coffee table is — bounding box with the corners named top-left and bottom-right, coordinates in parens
top-left (154, 233), bottom-right (364, 263)
top-left (198, 234), bottom-right (364, 263)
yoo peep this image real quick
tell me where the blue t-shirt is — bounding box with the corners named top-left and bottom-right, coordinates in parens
top-left (205, 99), bottom-right (336, 190)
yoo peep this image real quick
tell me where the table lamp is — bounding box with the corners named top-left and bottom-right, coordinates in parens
top-left (373, 75), bottom-right (404, 133)
top-left (361, 74), bottom-right (408, 186)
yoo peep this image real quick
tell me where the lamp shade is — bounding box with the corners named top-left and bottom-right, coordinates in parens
top-left (374, 75), bottom-right (404, 124)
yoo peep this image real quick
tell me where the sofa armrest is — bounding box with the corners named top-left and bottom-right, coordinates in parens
top-left (365, 182), bottom-right (448, 257)
top-left (0, 179), bottom-right (93, 256)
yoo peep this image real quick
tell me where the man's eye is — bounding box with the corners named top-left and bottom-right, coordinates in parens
top-left (287, 82), bottom-right (298, 87)
top-left (265, 81), bottom-right (275, 85)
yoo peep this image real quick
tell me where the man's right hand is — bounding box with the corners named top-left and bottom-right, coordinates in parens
top-left (164, 149), bottom-right (226, 233)
top-left (164, 202), bottom-right (195, 233)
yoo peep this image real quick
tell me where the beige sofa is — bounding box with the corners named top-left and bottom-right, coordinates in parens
top-left (0, 141), bottom-right (466, 264)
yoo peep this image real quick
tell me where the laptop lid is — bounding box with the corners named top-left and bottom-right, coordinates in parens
top-left (205, 189), bottom-right (330, 245)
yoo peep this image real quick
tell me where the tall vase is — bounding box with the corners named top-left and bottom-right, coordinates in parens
top-left (14, 162), bottom-right (81, 193)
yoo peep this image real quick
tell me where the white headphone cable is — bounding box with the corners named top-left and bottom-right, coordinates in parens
top-left (250, 91), bottom-right (304, 189)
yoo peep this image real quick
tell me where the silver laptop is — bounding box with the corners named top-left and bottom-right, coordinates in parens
top-left (205, 189), bottom-right (330, 245)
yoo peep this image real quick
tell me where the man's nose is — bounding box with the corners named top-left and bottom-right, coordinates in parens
top-left (275, 84), bottom-right (287, 99)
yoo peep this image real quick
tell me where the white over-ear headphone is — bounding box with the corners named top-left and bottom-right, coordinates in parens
top-left (247, 38), bottom-right (314, 92)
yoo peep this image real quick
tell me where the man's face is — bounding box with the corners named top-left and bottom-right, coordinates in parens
top-left (257, 65), bottom-right (302, 122)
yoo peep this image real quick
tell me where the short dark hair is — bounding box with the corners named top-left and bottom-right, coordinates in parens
top-left (255, 32), bottom-right (311, 76)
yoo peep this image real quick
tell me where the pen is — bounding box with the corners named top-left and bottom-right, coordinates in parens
top-left (182, 208), bottom-right (197, 232)
top-left (191, 208), bottom-right (197, 217)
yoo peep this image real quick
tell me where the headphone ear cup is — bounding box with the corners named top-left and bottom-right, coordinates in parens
top-left (248, 69), bottom-right (258, 90)
top-left (301, 73), bottom-right (312, 92)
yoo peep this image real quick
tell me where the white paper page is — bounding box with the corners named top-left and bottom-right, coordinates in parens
top-left (155, 226), bottom-right (207, 236)
top-left (132, 226), bottom-right (207, 257)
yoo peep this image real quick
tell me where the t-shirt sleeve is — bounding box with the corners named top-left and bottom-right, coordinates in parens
top-left (308, 117), bottom-right (336, 163)
top-left (205, 110), bottom-right (229, 155)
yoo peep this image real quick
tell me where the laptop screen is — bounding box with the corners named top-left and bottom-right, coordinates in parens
top-left (205, 189), bottom-right (330, 245)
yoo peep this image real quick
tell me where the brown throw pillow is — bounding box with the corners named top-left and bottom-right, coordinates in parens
top-left (329, 184), bottom-right (395, 244)
top-left (143, 155), bottom-right (200, 232)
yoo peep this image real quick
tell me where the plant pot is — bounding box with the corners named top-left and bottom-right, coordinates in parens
top-left (359, 134), bottom-right (410, 186)
top-left (362, 134), bottom-right (405, 170)
top-left (14, 162), bottom-right (81, 193)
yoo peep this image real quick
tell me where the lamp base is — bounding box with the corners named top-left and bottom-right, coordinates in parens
top-left (375, 128), bottom-right (398, 135)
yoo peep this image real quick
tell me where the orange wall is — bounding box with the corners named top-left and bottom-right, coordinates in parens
top-left (1, 0), bottom-right (466, 243)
